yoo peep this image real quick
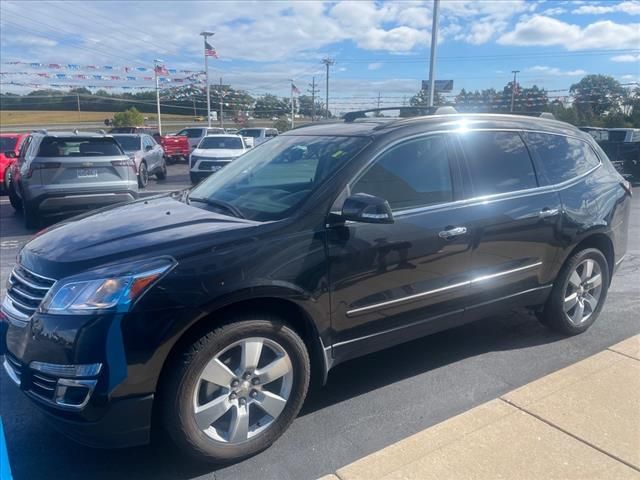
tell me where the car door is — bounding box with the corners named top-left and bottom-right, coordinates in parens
top-left (142, 136), bottom-right (158, 172)
top-left (451, 130), bottom-right (563, 320)
top-left (327, 134), bottom-right (476, 363)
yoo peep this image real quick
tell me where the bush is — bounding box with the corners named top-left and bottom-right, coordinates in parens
top-left (273, 117), bottom-right (291, 132)
top-left (112, 107), bottom-right (145, 127)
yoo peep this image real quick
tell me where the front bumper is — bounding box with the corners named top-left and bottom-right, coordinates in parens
top-left (26, 188), bottom-right (139, 217)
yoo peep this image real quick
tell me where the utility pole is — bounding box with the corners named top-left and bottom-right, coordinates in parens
top-left (154, 58), bottom-right (163, 135)
top-left (427, 0), bottom-right (440, 107)
top-left (510, 70), bottom-right (520, 112)
top-left (377, 92), bottom-right (381, 109)
top-left (200, 31), bottom-right (214, 127)
top-left (308, 76), bottom-right (319, 121)
top-left (322, 57), bottom-right (334, 119)
top-left (192, 97), bottom-right (197, 117)
top-left (76, 93), bottom-right (81, 121)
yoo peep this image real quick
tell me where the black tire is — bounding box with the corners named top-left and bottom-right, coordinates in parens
top-left (8, 179), bottom-right (22, 211)
top-left (138, 161), bottom-right (149, 188)
top-left (161, 317), bottom-right (310, 463)
top-left (23, 201), bottom-right (40, 229)
top-left (190, 173), bottom-right (200, 185)
top-left (2, 167), bottom-right (11, 194)
top-left (156, 162), bottom-right (167, 180)
top-left (165, 156), bottom-right (175, 165)
top-left (538, 248), bottom-right (609, 335)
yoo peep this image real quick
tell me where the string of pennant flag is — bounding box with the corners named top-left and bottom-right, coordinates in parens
top-left (1, 61), bottom-right (202, 74)
top-left (0, 71), bottom-right (204, 83)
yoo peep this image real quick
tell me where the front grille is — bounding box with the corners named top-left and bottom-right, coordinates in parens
top-left (199, 160), bottom-right (231, 171)
top-left (30, 371), bottom-right (58, 401)
top-left (4, 265), bottom-right (55, 326)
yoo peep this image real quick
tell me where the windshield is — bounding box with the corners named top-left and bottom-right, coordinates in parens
top-left (112, 135), bottom-right (141, 152)
top-left (199, 137), bottom-right (244, 149)
top-left (189, 135), bottom-right (369, 221)
top-left (238, 129), bottom-right (262, 138)
top-left (0, 137), bottom-right (18, 153)
top-left (178, 128), bottom-right (204, 138)
top-left (37, 137), bottom-right (124, 157)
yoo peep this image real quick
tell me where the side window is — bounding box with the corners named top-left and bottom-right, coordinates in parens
top-left (143, 136), bottom-right (153, 149)
top-left (632, 130), bottom-right (640, 142)
top-left (352, 135), bottom-right (453, 210)
top-left (266, 130), bottom-right (278, 138)
top-left (17, 136), bottom-right (32, 165)
top-left (524, 133), bottom-right (600, 185)
top-left (459, 131), bottom-right (537, 196)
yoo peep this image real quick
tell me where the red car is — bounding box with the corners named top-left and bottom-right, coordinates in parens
top-left (0, 133), bottom-right (27, 192)
top-left (160, 134), bottom-right (190, 163)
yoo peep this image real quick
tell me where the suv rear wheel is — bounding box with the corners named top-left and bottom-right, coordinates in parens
top-left (538, 248), bottom-right (609, 335)
top-left (162, 317), bottom-right (310, 462)
top-left (138, 161), bottom-right (149, 188)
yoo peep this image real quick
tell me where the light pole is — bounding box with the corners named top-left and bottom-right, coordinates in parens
top-left (510, 70), bottom-right (520, 112)
top-left (289, 79), bottom-right (295, 129)
top-left (427, 0), bottom-right (440, 107)
top-left (322, 58), bottom-right (334, 118)
top-left (154, 58), bottom-right (163, 135)
top-left (200, 31), bottom-right (214, 127)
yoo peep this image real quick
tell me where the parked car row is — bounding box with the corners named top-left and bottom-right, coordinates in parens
top-left (0, 133), bottom-right (28, 192)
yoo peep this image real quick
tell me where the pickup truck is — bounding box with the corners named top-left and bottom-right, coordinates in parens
top-left (160, 134), bottom-right (191, 163)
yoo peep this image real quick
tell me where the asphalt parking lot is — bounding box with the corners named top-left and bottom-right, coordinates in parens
top-left (1, 173), bottom-right (639, 480)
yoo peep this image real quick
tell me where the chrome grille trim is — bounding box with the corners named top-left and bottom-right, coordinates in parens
top-left (3, 265), bottom-right (56, 326)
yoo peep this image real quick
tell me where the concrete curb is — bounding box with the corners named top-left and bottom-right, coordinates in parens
top-left (319, 335), bottom-right (640, 480)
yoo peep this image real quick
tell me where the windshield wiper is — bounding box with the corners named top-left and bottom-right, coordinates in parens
top-left (188, 196), bottom-right (245, 219)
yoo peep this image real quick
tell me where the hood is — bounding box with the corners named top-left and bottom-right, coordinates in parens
top-left (20, 196), bottom-right (257, 278)
top-left (193, 148), bottom-right (244, 158)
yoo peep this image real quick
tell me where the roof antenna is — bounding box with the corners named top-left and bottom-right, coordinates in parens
top-left (73, 129), bottom-right (79, 135)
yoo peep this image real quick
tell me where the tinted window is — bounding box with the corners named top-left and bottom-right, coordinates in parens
top-left (352, 135), bottom-right (452, 210)
top-left (37, 137), bottom-right (124, 157)
top-left (199, 137), bottom-right (244, 149)
top-left (608, 130), bottom-right (627, 143)
top-left (177, 128), bottom-right (204, 138)
top-left (238, 129), bottom-right (262, 138)
top-left (207, 128), bottom-right (225, 135)
top-left (0, 137), bottom-right (18, 153)
top-left (460, 131), bottom-right (537, 196)
top-left (113, 135), bottom-right (141, 152)
top-left (524, 133), bottom-right (600, 184)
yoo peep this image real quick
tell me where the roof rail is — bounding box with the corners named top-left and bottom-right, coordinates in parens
top-left (343, 106), bottom-right (458, 123)
top-left (32, 129), bottom-right (47, 134)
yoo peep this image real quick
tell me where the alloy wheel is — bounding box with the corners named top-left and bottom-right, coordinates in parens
top-left (563, 259), bottom-right (603, 325)
top-left (193, 337), bottom-right (293, 445)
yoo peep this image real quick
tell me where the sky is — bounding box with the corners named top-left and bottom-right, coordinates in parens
top-left (0, 0), bottom-right (639, 114)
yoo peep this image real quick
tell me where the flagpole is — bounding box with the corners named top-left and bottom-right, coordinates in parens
top-left (289, 79), bottom-right (294, 130)
top-left (200, 31), bottom-right (214, 128)
top-left (154, 59), bottom-right (163, 135)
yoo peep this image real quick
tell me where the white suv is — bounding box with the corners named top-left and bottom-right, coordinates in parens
top-left (189, 134), bottom-right (248, 184)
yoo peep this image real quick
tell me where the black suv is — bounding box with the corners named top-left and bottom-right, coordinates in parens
top-left (1, 112), bottom-right (632, 463)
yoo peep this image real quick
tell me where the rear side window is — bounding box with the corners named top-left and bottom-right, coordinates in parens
top-left (37, 138), bottom-right (124, 157)
top-left (178, 129), bottom-right (204, 138)
top-left (523, 133), bottom-right (600, 185)
top-left (352, 135), bottom-right (453, 210)
top-left (459, 131), bottom-right (537, 196)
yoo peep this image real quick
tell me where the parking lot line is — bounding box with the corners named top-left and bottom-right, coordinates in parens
top-left (0, 419), bottom-right (12, 480)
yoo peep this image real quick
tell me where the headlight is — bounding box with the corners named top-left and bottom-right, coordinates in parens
top-left (190, 155), bottom-right (199, 167)
top-left (39, 257), bottom-right (176, 315)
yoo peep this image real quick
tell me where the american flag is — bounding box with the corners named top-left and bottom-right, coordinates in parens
top-left (205, 41), bottom-right (219, 58)
top-left (291, 83), bottom-right (300, 95)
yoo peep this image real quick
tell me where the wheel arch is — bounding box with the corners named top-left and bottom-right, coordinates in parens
top-left (563, 233), bottom-right (615, 284)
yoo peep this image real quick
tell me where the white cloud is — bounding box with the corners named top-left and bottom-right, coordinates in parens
top-left (573, 1), bottom-right (640, 15)
top-left (611, 54), bottom-right (640, 62)
top-left (498, 15), bottom-right (640, 50)
top-left (528, 65), bottom-right (587, 76)
top-left (542, 7), bottom-right (567, 16)
top-left (368, 62), bottom-right (383, 70)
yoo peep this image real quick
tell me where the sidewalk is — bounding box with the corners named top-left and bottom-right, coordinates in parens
top-left (319, 335), bottom-right (640, 480)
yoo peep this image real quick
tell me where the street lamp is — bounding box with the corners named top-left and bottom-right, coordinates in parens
top-left (154, 58), bottom-right (164, 135)
top-left (200, 31), bottom-right (214, 127)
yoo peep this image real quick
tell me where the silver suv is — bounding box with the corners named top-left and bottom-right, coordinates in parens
top-left (8, 132), bottom-right (138, 228)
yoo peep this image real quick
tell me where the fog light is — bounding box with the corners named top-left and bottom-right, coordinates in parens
top-left (55, 379), bottom-right (97, 409)
top-left (30, 362), bottom-right (102, 378)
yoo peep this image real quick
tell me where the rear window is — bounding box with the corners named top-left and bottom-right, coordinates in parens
top-left (523, 133), bottom-right (600, 185)
top-left (0, 137), bottom-right (18, 153)
top-left (459, 131), bottom-right (537, 196)
top-left (238, 129), bottom-right (262, 138)
top-left (177, 128), bottom-right (204, 138)
top-left (37, 137), bottom-right (124, 157)
top-left (112, 135), bottom-right (141, 152)
top-left (199, 137), bottom-right (244, 149)
top-left (608, 130), bottom-right (628, 143)
top-left (207, 128), bottom-right (225, 135)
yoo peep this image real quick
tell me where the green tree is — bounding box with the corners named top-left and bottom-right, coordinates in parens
top-left (253, 94), bottom-right (288, 118)
top-left (112, 107), bottom-right (144, 126)
top-left (570, 74), bottom-right (625, 119)
top-left (409, 89), bottom-right (445, 107)
top-left (273, 117), bottom-right (291, 132)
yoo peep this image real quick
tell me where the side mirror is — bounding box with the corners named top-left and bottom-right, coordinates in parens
top-left (145, 145), bottom-right (153, 151)
top-left (5, 151), bottom-right (17, 159)
top-left (341, 193), bottom-right (394, 224)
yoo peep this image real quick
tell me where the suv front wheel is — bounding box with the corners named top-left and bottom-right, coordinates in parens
top-left (162, 317), bottom-right (310, 462)
top-left (538, 248), bottom-right (610, 335)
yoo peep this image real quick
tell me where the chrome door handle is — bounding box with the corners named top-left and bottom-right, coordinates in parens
top-left (539, 208), bottom-right (560, 218)
top-left (438, 226), bottom-right (467, 239)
